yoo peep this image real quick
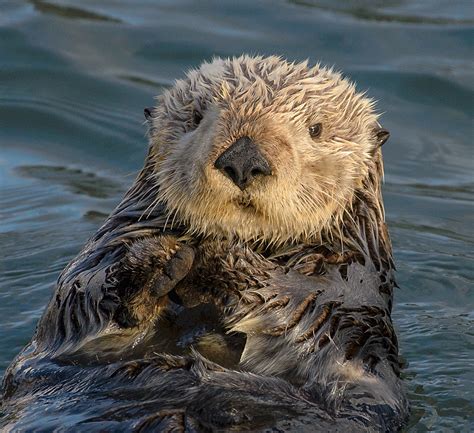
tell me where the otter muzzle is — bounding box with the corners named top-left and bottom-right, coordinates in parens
top-left (214, 136), bottom-right (271, 191)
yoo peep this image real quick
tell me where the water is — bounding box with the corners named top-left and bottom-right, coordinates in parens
top-left (0, 1), bottom-right (472, 431)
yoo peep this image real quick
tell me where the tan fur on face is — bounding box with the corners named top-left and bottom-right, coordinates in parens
top-left (147, 55), bottom-right (381, 245)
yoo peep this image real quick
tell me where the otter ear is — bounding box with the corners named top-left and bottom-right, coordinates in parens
top-left (144, 107), bottom-right (154, 121)
top-left (374, 127), bottom-right (390, 147)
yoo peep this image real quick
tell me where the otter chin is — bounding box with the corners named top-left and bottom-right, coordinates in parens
top-left (1, 55), bottom-right (407, 433)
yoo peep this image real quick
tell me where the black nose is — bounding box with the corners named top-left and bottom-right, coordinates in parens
top-left (214, 136), bottom-right (271, 190)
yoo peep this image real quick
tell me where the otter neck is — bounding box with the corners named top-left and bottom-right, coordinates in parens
top-left (323, 152), bottom-right (393, 272)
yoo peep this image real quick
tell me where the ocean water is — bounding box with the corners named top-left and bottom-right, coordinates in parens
top-left (0, 1), bottom-right (472, 431)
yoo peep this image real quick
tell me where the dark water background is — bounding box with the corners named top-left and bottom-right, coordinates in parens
top-left (0, 0), bottom-right (473, 431)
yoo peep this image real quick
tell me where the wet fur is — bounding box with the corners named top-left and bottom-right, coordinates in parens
top-left (1, 56), bottom-right (408, 432)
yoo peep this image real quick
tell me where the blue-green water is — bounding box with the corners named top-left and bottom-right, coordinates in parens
top-left (0, 1), bottom-right (473, 431)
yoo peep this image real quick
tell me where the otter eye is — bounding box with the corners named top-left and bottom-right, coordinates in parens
top-left (192, 110), bottom-right (203, 127)
top-left (309, 123), bottom-right (323, 138)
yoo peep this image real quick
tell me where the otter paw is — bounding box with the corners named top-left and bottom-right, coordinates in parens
top-left (122, 236), bottom-right (195, 298)
top-left (150, 244), bottom-right (195, 297)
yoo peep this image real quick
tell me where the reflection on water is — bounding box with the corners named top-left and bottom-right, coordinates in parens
top-left (0, 1), bottom-right (472, 431)
top-left (15, 165), bottom-right (124, 198)
top-left (289, 0), bottom-right (474, 25)
top-left (30, 0), bottom-right (122, 23)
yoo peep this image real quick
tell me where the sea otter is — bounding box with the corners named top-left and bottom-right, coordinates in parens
top-left (1, 55), bottom-right (408, 432)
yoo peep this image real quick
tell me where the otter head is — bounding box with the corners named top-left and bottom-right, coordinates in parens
top-left (145, 55), bottom-right (388, 244)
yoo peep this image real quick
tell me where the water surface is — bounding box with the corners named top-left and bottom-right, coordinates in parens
top-left (0, 1), bottom-right (473, 431)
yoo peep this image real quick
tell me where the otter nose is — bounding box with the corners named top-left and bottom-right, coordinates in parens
top-left (214, 136), bottom-right (271, 191)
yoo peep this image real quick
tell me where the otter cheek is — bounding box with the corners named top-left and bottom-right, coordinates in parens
top-left (312, 156), bottom-right (351, 190)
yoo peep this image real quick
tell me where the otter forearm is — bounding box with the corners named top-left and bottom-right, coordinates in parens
top-left (217, 260), bottom-right (406, 426)
top-left (35, 234), bottom-right (195, 352)
top-left (208, 246), bottom-right (401, 396)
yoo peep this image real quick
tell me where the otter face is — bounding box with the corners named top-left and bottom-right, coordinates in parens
top-left (147, 55), bottom-right (385, 244)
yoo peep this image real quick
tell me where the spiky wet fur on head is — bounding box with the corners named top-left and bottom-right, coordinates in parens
top-left (146, 55), bottom-right (384, 246)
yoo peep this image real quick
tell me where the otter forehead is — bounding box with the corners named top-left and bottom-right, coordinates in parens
top-left (147, 55), bottom-right (386, 244)
top-left (155, 56), bottom-right (377, 138)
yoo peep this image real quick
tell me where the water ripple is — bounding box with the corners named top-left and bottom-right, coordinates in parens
top-left (29, 0), bottom-right (122, 23)
top-left (288, 0), bottom-right (474, 25)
